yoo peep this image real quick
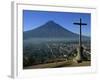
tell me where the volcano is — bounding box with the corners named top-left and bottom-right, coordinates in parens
top-left (23, 21), bottom-right (89, 40)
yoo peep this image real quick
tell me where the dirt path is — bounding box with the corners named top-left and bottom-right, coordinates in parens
top-left (24, 61), bottom-right (90, 69)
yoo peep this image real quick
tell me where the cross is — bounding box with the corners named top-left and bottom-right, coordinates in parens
top-left (73, 18), bottom-right (87, 62)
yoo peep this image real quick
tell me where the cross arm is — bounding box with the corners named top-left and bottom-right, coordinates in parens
top-left (73, 23), bottom-right (80, 25)
top-left (81, 23), bottom-right (87, 25)
top-left (73, 23), bottom-right (87, 25)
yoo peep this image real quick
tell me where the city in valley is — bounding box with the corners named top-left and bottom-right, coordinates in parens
top-left (23, 40), bottom-right (91, 69)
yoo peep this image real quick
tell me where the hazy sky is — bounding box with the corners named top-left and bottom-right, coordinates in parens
top-left (23, 10), bottom-right (91, 37)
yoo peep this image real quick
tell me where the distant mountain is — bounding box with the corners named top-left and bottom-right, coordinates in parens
top-left (24, 21), bottom-right (89, 40)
